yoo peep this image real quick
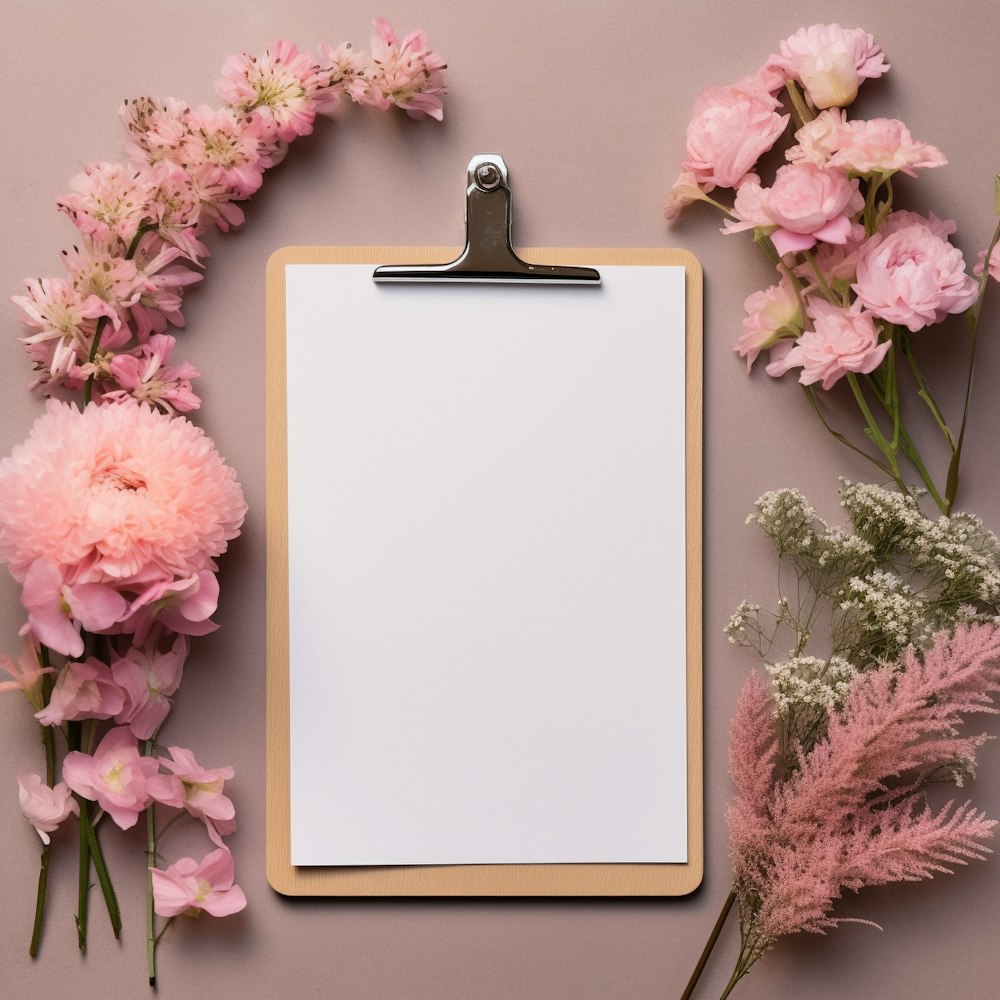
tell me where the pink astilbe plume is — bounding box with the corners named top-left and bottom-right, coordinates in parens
top-left (726, 624), bottom-right (1000, 986)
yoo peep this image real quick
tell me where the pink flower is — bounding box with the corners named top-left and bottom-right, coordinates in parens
top-left (124, 570), bottom-right (220, 645)
top-left (61, 238), bottom-right (149, 325)
top-left (827, 118), bottom-right (947, 178)
top-left (56, 161), bottom-right (157, 245)
top-left (364, 19), bottom-right (447, 121)
top-left (0, 641), bottom-right (53, 708)
top-left (975, 245), bottom-right (1000, 283)
top-left (112, 633), bottom-right (188, 739)
top-left (0, 400), bottom-right (246, 587)
top-left (682, 77), bottom-right (789, 191)
top-left (768, 24), bottom-right (889, 108)
top-left (128, 233), bottom-right (203, 341)
top-left (767, 299), bottom-right (890, 388)
top-left (62, 726), bottom-right (158, 829)
top-left (150, 848), bottom-right (247, 918)
top-left (319, 40), bottom-right (373, 104)
top-left (34, 657), bottom-right (125, 727)
top-left (105, 335), bottom-right (201, 414)
top-left (785, 108), bottom-right (848, 166)
top-left (17, 774), bottom-right (79, 845)
top-left (137, 163), bottom-right (209, 262)
top-left (181, 106), bottom-right (267, 199)
top-left (663, 171), bottom-right (710, 221)
top-left (853, 219), bottom-right (978, 331)
top-left (216, 40), bottom-right (338, 141)
top-left (736, 274), bottom-right (804, 371)
top-left (723, 162), bottom-right (862, 256)
top-left (148, 746), bottom-right (236, 834)
top-left (19, 558), bottom-right (127, 658)
top-left (121, 96), bottom-right (192, 169)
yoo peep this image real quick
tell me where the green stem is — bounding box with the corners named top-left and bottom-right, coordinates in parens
top-left (146, 739), bottom-right (158, 987)
top-left (680, 888), bottom-right (737, 1000)
top-left (899, 330), bottom-right (956, 451)
top-left (802, 385), bottom-right (896, 479)
top-left (29, 699), bottom-right (57, 957)
top-left (846, 372), bottom-right (903, 482)
top-left (81, 805), bottom-right (122, 940)
top-left (946, 213), bottom-right (1000, 509)
top-left (783, 80), bottom-right (814, 130)
top-left (801, 249), bottom-right (836, 303)
top-left (75, 798), bottom-right (90, 952)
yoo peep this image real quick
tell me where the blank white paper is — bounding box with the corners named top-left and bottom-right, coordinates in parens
top-left (285, 264), bottom-right (689, 865)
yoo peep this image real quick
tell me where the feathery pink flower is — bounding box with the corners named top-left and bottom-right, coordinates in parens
top-left (17, 774), bottom-right (79, 845)
top-left (62, 726), bottom-right (158, 829)
top-left (150, 848), bottom-right (247, 918)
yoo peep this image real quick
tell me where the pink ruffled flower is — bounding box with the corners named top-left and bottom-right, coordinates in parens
top-left (216, 40), bottom-right (338, 141)
top-left (0, 400), bottom-right (246, 587)
top-left (112, 633), bottom-right (188, 739)
top-left (62, 726), bottom-right (158, 829)
top-left (12, 277), bottom-right (120, 383)
top-left (34, 656), bottom-right (126, 727)
top-left (785, 108), bottom-right (849, 166)
top-left (682, 77), bottom-right (789, 191)
top-left (125, 570), bottom-right (220, 645)
top-left (56, 161), bottom-right (157, 245)
top-left (150, 848), bottom-right (247, 918)
top-left (663, 170), bottom-right (711, 221)
top-left (148, 746), bottom-right (236, 835)
top-left (767, 299), bottom-right (890, 388)
top-left (19, 558), bottom-right (127, 658)
top-left (737, 274), bottom-right (804, 371)
top-left (105, 335), bottom-right (201, 414)
top-left (767, 24), bottom-right (889, 109)
top-left (827, 119), bottom-right (946, 178)
top-left (0, 641), bottom-right (53, 709)
top-left (181, 106), bottom-right (267, 199)
top-left (17, 774), bottom-right (79, 845)
top-left (364, 18), bottom-right (447, 121)
top-left (724, 162), bottom-right (862, 256)
top-left (853, 218), bottom-right (978, 331)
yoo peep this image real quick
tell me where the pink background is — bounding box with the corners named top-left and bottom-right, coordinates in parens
top-left (2, 2), bottom-right (999, 997)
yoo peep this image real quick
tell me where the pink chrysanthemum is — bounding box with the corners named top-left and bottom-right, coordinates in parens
top-left (0, 400), bottom-right (246, 586)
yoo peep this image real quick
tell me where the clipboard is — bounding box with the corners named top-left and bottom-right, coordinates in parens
top-left (265, 155), bottom-right (703, 896)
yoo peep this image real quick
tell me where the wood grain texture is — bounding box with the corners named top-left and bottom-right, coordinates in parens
top-left (265, 246), bottom-right (703, 896)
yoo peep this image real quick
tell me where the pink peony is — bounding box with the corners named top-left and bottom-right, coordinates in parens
top-left (767, 24), bottom-right (888, 109)
top-left (682, 77), bottom-right (789, 191)
top-left (147, 746), bottom-right (236, 834)
top-left (150, 847), bottom-right (247, 918)
top-left (112, 633), bottom-right (188, 739)
top-left (364, 18), bottom-right (447, 121)
top-left (827, 118), bottom-right (947, 178)
top-left (853, 219), bottom-right (978, 331)
top-left (736, 274), bottom-right (803, 371)
top-left (0, 399), bottom-right (246, 587)
top-left (767, 299), bottom-right (889, 388)
top-left (62, 726), bottom-right (158, 829)
top-left (724, 162), bottom-right (862, 256)
top-left (17, 774), bottom-right (79, 845)
top-left (34, 657), bottom-right (125, 727)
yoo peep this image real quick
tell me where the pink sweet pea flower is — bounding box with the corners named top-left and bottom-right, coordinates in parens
top-left (62, 726), bottom-right (158, 830)
top-left (767, 299), bottom-right (890, 388)
top-left (112, 633), bottom-right (188, 739)
top-left (35, 657), bottom-right (126, 727)
top-left (20, 559), bottom-right (127, 658)
top-left (853, 217), bottom-right (978, 331)
top-left (682, 77), bottom-right (789, 192)
top-left (147, 746), bottom-right (236, 834)
top-left (17, 774), bottom-right (79, 845)
top-left (737, 274), bottom-right (804, 371)
top-left (724, 162), bottom-right (862, 257)
top-left (125, 570), bottom-right (220, 645)
top-left (767, 24), bottom-right (889, 109)
top-left (0, 640), bottom-right (54, 710)
top-left (150, 848), bottom-right (247, 918)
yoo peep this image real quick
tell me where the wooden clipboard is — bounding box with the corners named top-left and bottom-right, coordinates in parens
top-left (265, 243), bottom-right (702, 896)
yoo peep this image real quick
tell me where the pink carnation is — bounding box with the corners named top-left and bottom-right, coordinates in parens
top-left (736, 274), bottom-right (803, 371)
top-left (34, 656), bottom-right (126, 727)
top-left (150, 847), bottom-right (247, 918)
top-left (853, 219), bottom-right (978, 331)
top-left (0, 399), bottom-right (246, 587)
top-left (17, 774), bottom-right (79, 845)
top-left (767, 24), bottom-right (888, 109)
top-left (63, 726), bottom-right (158, 830)
top-left (827, 118), bottom-right (947, 178)
top-left (767, 299), bottom-right (890, 388)
top-left (682, 77), bottom-right (789, 191)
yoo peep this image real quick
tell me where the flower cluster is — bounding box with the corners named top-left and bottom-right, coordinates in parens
top-left (2, 22), bottom-right (446, 976)
top-left (666, 23), bottom-right (999, 515)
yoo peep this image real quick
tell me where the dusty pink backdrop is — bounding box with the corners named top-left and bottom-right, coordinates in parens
top-left (2, 2), bottom-right (999, 998)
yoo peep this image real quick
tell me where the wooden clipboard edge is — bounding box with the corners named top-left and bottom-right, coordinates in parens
top-left (265, 246), bottom-right (703, 896)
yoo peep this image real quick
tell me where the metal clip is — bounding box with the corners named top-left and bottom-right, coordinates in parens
top-left (373, 154), bottom-right (601, 284)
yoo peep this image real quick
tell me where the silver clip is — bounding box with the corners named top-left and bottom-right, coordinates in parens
top-left (373, 154), bottom-right (601, 284)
